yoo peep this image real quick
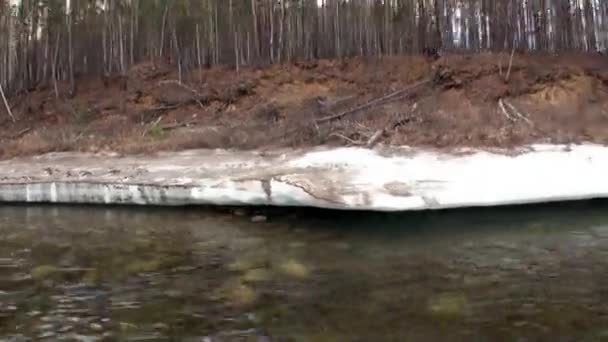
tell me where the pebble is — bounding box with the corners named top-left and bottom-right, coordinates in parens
top-left (90, 323), bottom-right (103, 331)
top-left (38, 324), bottom-right (54, 331)
top-left (37, 331), bottom-right (56, 339)
top-left (334, 242), bottom-right (351, 250)
top-left (59, 325), bottom-right (74, 333)
top-left (242, 268), bottom-right (272, 282)
top-left (153, 322), bottom-right (169, 331)
top-left (289, 242), bottom-right (306, 249)
top-left (250, 215), bottom-right (267, 223)
top-left (279, 259), bottom-right (310, 278)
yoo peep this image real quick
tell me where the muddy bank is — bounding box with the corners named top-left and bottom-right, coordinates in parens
top-left (0, 144), bottom-right (607, 211)
top-left (1, 53), bottom-right (608, 159)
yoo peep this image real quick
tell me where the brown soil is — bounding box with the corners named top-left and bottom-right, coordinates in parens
top-left (1, 52), bottom-right (608, 159)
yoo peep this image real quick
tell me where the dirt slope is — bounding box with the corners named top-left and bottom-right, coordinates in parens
top-left (1, 52), bottom-right (608, 159)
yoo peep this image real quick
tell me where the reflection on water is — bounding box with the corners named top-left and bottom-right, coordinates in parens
top-left (1, 202), bottom-right (608, 340)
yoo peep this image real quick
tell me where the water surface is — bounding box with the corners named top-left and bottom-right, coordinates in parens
top-left (1, 202), bottom-right (608, 341)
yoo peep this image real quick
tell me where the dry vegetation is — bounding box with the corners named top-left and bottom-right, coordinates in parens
top-left (1, 52), bottom-right (608, 159)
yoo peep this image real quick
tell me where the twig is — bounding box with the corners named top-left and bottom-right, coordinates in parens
top-left (315, 79), bottom-right (430, 124)
top-left (158, 80), bottom-right (205, 108)
top-left (0, 83), bottom-right (16, 123)
top-left (505, 47), bottom-right (516, 82)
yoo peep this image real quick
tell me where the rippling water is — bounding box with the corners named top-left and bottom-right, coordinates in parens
top-left (1, 202), bottom-right (608, 341)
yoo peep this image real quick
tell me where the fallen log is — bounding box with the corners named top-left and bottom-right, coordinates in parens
top-left (315, 79), bottom-right (430, 124)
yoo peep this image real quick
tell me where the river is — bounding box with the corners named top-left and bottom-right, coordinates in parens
top-left (1, 202), bottom-right (608, 341)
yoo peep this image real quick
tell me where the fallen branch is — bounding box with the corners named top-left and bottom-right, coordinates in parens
top-left (13, 127), bottom-right (31, 139)
top-left (315, 79), bottom-right (430, 124)
top-left (0, 127), bottom-right (31, 141)
top-left (143, 104), bottom-right (181, 113)
top-left (328, 132), bottom-right (365, 145)
top-left (366, 129), bottom-right (385, 147)
top-left (142, 116), bottom-right (163, 137)
top-left (158, 80), bottom-right (205, 108)
top-left (498, 99), bottom-right (516, 122)
top-left (317, 94), bottom-right (357, 109)
top-left (368, 103), bottom-right (421, 148)
top-left (0, 83), bottom-right (16, 123)
top-left (160, 121), bottom-right (197, 131)
top-left (503, 99), bottom-right (532, 125)
top-left (498, 98), bottom-right (532, 126)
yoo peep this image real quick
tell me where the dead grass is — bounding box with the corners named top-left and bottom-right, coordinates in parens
top-left (1, 53), bottom-right (608, 159)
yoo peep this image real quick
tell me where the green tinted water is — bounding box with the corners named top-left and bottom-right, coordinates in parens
top-left (1, 202), bottom-right (608, 341)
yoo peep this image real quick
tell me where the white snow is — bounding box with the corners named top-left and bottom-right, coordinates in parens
top-left (0, 144), bottom-right (607, 211)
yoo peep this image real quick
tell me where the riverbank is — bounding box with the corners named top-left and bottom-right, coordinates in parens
top-left (1, 52), bottom-right (608, 160)
top-left (0, 144), bottom-right (607, 211)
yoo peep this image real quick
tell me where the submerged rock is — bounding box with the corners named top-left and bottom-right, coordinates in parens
top-left (31, 265), bottom-right (58, 280)
top-left (288, 241), bottom-right (306, 249)
top-left (242, 268), bottom-right (272, 283)
top-left (153, 322), bottom-right (169, 331)
top-left (233, 208), bottom-right (249, 217)
top-left (334, 242), bottom-right (351, 251)
top-left (227, 255), bottom-right (268, 272)
top-left (227, 284), bottom-right (258, 306)
top-left (279, 259), bottom-right (310, 279)
top-left (125, 259), bottom-right (162, 274)
top-left (250, 215), bottom-right (268, 223)
top-left (89, 323), bottom-right (103, 331)
top-left (428, 292), bottom-right (467, 317)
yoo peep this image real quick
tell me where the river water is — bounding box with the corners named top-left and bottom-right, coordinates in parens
top-left (1, 202), bottom-right (608, 341)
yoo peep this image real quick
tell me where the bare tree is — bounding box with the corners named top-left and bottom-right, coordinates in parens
top-left (1, 0), bottom-right (607, 102)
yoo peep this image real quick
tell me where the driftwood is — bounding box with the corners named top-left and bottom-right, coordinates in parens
top-left (315, 79), bottom-right (430, 124)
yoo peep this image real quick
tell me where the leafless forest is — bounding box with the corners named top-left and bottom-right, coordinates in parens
top-left (1, 0), bottom-right (607, 96)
